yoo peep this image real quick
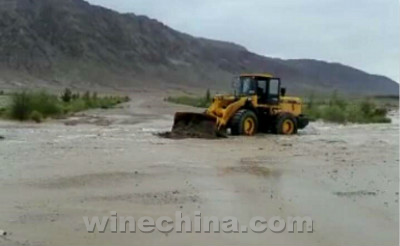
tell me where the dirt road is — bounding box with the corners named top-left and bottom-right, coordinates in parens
top-left (0, 92), bottom-right (398, 245)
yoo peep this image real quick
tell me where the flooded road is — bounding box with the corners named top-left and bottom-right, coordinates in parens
top-left (0, 93), bottom-right (398, 245)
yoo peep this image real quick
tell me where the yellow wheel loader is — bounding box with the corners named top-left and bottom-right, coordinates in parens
top-left (171, 73), bottom-right (309, 137)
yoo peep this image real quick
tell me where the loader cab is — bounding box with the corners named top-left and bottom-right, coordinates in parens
top-left (235, 75), bottom-right (282, 105)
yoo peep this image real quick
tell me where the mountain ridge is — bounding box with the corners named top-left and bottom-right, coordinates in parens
top-left (0, 0), bottom-right (398, 95)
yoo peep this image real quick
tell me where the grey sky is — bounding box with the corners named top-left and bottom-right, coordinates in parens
top-left (88, 0), bottom-right (399, 82)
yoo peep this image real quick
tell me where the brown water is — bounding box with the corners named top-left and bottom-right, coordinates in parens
top-left (0, 94), bottom-right (398, 245)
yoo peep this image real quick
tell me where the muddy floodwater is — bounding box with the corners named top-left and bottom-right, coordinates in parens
top-left (0, 93), bottom-right (398, 245)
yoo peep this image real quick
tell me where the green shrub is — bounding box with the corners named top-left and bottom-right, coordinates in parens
top-left (322, 105), bottom-right (346, 123)
top-left (345, 103), bottom-right (365, 123)
top-left (10, 92), bottom-right (32, 121)
top-left (206, 89), bottom-right (211, 101)
top-left (166, 90), bottom-right (212, 108)
top-left (303, 92), bottom-right (391, 124)
top-left (303, 105), bottom-right (321, 121)
top-left (329, 91), bottom-right (347, 110)
top-left (92, 92), bottom-right (98, 100)
top-left (30, 111), bottom-right (43, 123)
top-left (0, 107), bottom-right (6, 116)
top-left (83, 91), bottom-right (90, 101)
top-left (63, 99), bottom-right (87, 113)
top-left (30, 91), bottom-right (62, 117)
top-left (61, 88), bottom-right (72, 103)
top-left (72, 93), bottom-right (80, 100)
top-left (5, 90), bottom-right (129, 122)
top-left (167, 96), bottom-right (210, 108)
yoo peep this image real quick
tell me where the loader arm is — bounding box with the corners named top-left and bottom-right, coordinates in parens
top-left (170, 96), bottom-right (249, 139)
top-left (206, 96), bottom-right (249, 129)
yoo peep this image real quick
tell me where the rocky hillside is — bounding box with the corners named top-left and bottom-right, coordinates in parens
top-left (0, 0), bottom-right (398, 95)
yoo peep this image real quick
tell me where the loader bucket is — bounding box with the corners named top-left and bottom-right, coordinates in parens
top-left (165, 112), bottom-right (226, 139)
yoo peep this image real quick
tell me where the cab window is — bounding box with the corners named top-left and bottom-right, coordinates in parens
top-left (257, 80), bottom-right (267, 94)
top-left (269, 79), bottom-right (280, 96)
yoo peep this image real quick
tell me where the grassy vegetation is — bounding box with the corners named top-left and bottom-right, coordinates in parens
top-left (303, 92), bottom-right (391, 124)
top-left (0, 89), bottom-right (129, 123)
top-left (166, 89), bottom-right (212, 108)
top-left (165, 89), bottom-right (392, 124)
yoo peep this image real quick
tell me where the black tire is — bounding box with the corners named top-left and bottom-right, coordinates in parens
top-left (230, 109), bottom-right (258, 136)
top-left (275, 113), bottom-right (298, 135)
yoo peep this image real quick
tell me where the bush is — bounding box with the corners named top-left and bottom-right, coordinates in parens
top-left (92, 92), bottom-right (98, 100)
top-left (30, 111), bottom-right (43, 123)
top-left (303, 92), bottom-right (391, 124)
top-left (10, 92), bottom-right (32, 121)
top-left (62, 93), bottom-right (129, 112)
top-left (72, 93), bottom-right (80, 100)
top-left (166, 90), bottom-right (212, 108)
top-left (30, 91), bottom-right (62, 117)
top-left (9, 91), bottom-right (63, 120)
top-left (206, 89), bottom-right (211, 101)
top-left (322, 105), bottom-right (346, 123)
top-left (83, 91), bottom-right (90, 101)
top-left (0, 107), bottom-right (6, 116)
top-left (5, 90), bottom-right (129, 122)
top-left (63, 99), bottom-right (87, 113)
top-left (166, 96), bottom-right (210, 108)
top-left (329, 90), bottom-right (347, 110)
top-left (61, 88), bottom-right (72, 103)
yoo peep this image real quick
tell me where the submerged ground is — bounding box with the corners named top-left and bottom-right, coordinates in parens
top-left (0, 91), bottom-right (398, 245)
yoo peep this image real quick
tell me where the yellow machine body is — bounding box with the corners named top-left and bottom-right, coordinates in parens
top-left (206, 94), bottom-right (303, 130)
top-left (172, 73), bottom-right (309, 136)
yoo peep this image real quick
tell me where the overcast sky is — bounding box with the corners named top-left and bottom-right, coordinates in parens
top-left (88, 0), bottom-right (399, 82)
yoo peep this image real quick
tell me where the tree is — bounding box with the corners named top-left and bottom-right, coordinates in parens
top-left (205, 89), bottom-right (211, 101)
top-left (61, 88), bottom-right (72, 103)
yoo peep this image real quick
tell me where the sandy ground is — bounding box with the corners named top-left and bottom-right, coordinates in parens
top-left (0, 91), bottom-right (398, 246)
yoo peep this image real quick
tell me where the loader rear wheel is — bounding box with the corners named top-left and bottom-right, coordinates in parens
top-left (275, 113), bottom-right (298, 135)
top-left (230, 109), bottom-right (258, 136)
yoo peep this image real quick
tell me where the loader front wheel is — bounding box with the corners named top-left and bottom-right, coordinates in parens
top-left (275, 113), bottom-right (298, 135)
top-left (230, 109), bottom-right (258, 136)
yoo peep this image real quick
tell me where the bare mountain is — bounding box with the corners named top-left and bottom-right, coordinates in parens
top-left (0, 0), bottom-right (398, 95)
